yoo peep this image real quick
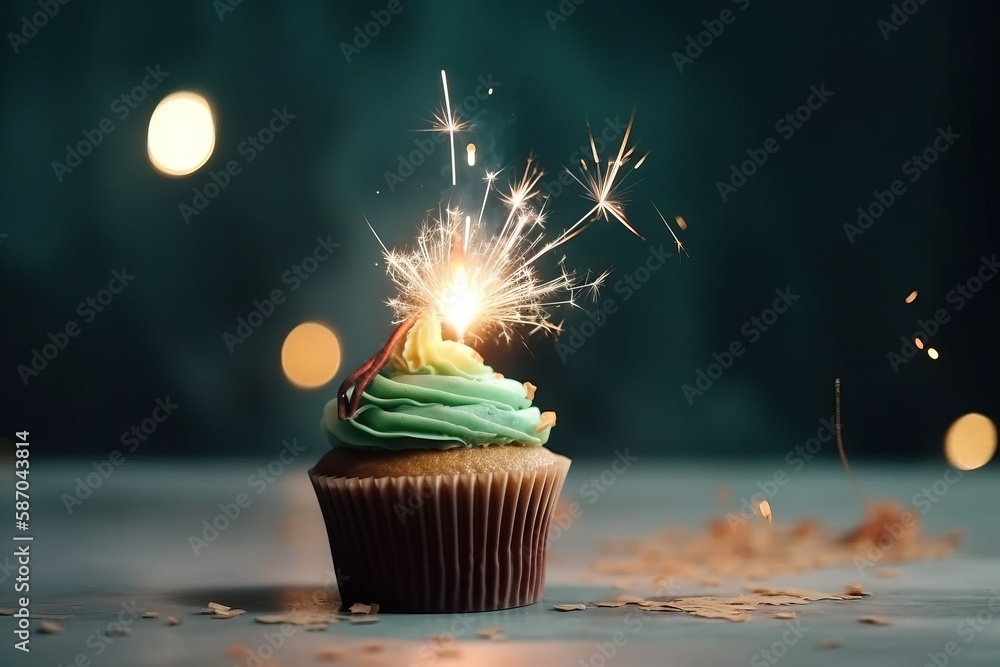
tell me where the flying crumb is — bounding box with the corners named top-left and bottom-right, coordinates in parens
top-left (675, 215), bottom-right (688, 231)
top-left (39, 621), bottom-right (64, 634)
top-left (142, 611), bottom-right (159, 619)
top-left (860, 616), bottom-right (890, 626)
top-left (819, 637), bottom-right (843, 649)
top-left (523, 382), bottom-right (537, 400)
top-left (349, 603), bottom-right (372, 615)
top-left (905, 290), bottom-right (918, 304)
top-left (554, 604), bottom-right (588, 612)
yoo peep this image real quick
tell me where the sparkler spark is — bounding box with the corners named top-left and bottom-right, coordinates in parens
top-left (545, 111), bottom-right (646, 250)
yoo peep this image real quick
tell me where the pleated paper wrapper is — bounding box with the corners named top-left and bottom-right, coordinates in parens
top-left (309, 455), bottom-right (571, 613)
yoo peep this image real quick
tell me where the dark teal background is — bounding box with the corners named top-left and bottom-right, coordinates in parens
top-left (1, 0), bottom-right (996, 461)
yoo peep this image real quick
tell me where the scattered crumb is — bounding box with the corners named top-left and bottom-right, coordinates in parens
top-left (554, 604), bottom-right (587, 612)
top-left (317, 646), bottom-right (345, 661)
top-left (304, 624), bottom-right (328, 632)
top-left (860, 616), bottom-right (890, 626)
top-left (594, 601), bottom-right (628, 608)
top-left (167, 616), bottom-right (183, 626)
top-left (476, 627), bottom-right (506, 641)
top-left (772, 612), bottom-right (797, 620)
top-left (844, 584), bottom-right (871, 597)
top-left (349, 615), bottom-right (381, 624)
top-left (349, 603), bottom-right (372, 615)
top-left (819, 637), bottom-right (843, 649)
top-left (105, 627), bottom-right (132, 638)
top-left (877, 568), bottom-right (898, 579)
top-left (142, 611), bottom-right (159, 619)
top-left (212, 608), bottom-right (247, 619)
top-left (207, 602), bottom-right (231, 612)
top-left (38, 621), bottom-right (63, 634)
top-left (0, 608), bottom-right (12, 616)
top-left (227, 645), bottom-right (249, 658)
top-left (523, 382), bottom-right (536, 401)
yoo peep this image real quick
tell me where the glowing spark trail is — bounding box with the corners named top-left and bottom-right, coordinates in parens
top-left (441, 70), bottom-right (457, 186)
top-left (651, 201), bottom-right (690, 258)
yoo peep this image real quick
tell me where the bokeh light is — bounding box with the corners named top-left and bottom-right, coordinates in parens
top-left (281, 322), bottom-right (341, 389)
top-left (915, 337), bottom-right (924, 350)
top-left (147, 91), bottom-right (216, 176)
top-left (927, 348), bottom-right (939, 360)
top-left (945, 413), bottom-right (997, 470)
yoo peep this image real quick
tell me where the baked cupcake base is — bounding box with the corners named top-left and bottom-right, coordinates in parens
top-left (309, 446), bottom-right (571, 613)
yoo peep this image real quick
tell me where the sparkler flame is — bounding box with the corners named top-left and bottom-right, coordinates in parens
top-left (373, 162), bottom-right (609, 342)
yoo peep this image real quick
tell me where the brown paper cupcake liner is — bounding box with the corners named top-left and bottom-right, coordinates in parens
top-left (309, 455), bottom-right (570, 613)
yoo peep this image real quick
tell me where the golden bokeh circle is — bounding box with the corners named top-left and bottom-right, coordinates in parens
top-left (281, 322), bottom-right (341, 389)
top-left (945, 413), bottom-right (997, 471)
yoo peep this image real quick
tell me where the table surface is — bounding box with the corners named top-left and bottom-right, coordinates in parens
top-left (2, 459), bottom-right (998, 667)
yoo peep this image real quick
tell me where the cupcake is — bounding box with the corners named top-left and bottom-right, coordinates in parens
top-left (309, 314), bottom-right (570, 613)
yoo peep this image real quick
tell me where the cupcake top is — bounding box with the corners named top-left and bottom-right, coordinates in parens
top-left (323, 315), bottom-right (556, 450)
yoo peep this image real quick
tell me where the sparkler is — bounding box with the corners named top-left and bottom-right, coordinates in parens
top-left (338, 77), bottom-right (665, 420)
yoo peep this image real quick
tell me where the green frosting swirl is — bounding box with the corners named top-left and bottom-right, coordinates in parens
top-left (322, 316), bottom-right (554, 450)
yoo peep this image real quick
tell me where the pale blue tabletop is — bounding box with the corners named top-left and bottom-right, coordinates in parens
top-left (2, 460), bottom-right (998, 666)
